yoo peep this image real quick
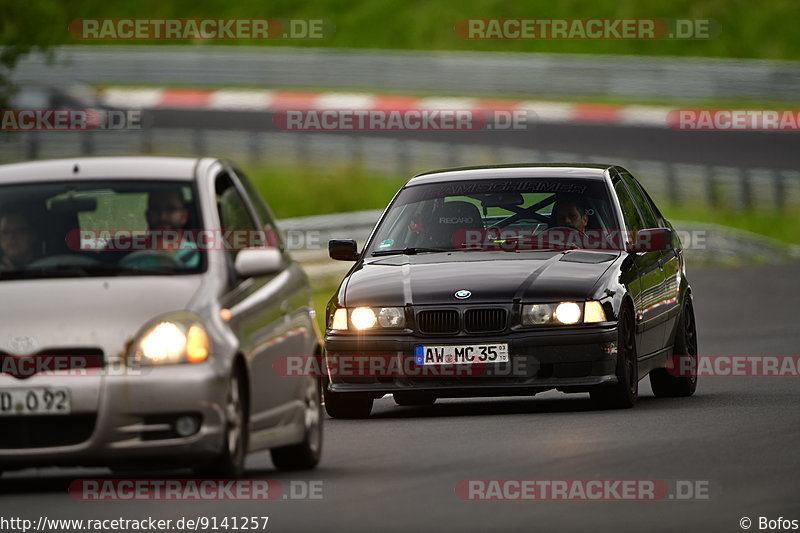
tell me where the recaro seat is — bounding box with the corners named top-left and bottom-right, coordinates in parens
top-left (423, 201), bottom-right (484, 249)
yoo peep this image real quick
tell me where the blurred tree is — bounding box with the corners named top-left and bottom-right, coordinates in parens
top-left (0, 0), bottom-right (65, 107)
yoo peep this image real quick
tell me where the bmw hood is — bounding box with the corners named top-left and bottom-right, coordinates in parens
top-left (343, 250), bottom-right (620, 307)
top-left (0, 276), bottom-right (205, 361)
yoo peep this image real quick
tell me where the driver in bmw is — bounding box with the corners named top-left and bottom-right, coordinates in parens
top-left (552, 195), bottom-right (589, 232)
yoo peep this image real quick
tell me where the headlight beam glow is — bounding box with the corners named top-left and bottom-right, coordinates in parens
top-left (554, 302), bottom-right (582, 324)
top-left (138, 322), bottom-right (187, 363)
top-left (351, 307), bottom-right (377, 329)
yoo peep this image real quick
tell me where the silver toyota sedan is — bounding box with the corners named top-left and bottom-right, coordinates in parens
top-left (0, 156), bottom-right (323, 476)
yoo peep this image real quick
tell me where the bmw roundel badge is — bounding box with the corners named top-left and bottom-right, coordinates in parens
top-left (455, 290), bottom-right (471, 299)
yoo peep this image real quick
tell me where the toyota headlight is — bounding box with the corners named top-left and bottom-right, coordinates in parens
top-left (130, 313), bottom-right (211, 365)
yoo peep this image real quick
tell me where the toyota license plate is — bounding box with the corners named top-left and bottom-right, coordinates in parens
top-left (0, 388), bottom-right (71, 416)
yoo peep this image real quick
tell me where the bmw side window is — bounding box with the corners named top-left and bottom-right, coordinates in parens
top-left (613, 179), bottom-right (645, 233)
top-left (621, 172), bottom-right (658, 229)
top-left (216, 173), bottom-right (259, 262)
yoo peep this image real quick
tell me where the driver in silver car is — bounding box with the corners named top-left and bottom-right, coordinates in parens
top-left (0, 209), bottom-right (43, 270)
top-left (146, 189), bottom-right (190, 231)
top-left (117, 188), bottom-right (199, 268)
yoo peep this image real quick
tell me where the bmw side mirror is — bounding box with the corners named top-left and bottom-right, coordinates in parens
top-left (234, 248), bottom-right (283, 277)
top-left (329, 239), bottom-right (359, 261)
top-left (628, 228), bottom-right (672, 252)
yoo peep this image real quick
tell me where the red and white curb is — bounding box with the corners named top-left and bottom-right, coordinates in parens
top-left (99, 87), bottom-right (672, 128)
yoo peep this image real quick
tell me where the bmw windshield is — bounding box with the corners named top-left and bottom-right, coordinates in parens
top-left (365, 177), bottom-right (621, 256)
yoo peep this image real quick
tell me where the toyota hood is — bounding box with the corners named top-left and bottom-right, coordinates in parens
top-left (0, 275), bottom-right (205, 361)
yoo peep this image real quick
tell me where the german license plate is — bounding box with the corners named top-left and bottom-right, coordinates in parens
top-left (0, 388), bottom-right (71, 416)
top-left (415, 344), bottom-right (509, 365)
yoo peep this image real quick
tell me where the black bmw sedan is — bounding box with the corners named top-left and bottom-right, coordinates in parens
top-left (323, 164), bottom-right (698, 418)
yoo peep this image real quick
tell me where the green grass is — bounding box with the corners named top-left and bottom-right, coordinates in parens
top-left (5, 0), bottom-right (800, 61)
top-left (244, 164), bottom-right (405, 219)
top-left (662, 205), bottom-right (800, 245)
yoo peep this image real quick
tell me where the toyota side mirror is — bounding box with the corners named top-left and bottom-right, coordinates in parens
top-left (234, 248), bottom-right (283, 277)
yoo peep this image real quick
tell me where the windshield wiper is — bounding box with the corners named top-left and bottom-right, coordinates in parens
top-left (371, 247), bottom-right (453, 257)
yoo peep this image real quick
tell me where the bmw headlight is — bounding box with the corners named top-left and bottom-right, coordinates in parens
top-left (554, 302), bottom-right (582, 324)
top-left (521, 301), bottom-right (607, 326)
top-left (522, 303), bottom-right (555, 325)
top-left (378, 307), bottom-right (404, 328)
top-left (351, 307), bottom-right (377, 329)
top-left (329, 307), bottom-right (406, 330)
top-left (130, 313), bottom-right (211, 365)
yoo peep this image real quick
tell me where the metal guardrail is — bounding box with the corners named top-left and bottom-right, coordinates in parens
top-left (10, 45), bottom-right (800, 102)
top-left (1, 128), bottom-right (798, 212)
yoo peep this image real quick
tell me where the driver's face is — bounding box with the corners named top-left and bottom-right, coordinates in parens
top-left (146, 192), bottom-right (188, 231)
top-left (554, 203), bottom-right (588, 231)
top-left (0, 213), bottom-right (38, 264)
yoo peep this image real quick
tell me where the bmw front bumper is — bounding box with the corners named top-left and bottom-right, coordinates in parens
top-left (324, 324), bottom-right (620, 398)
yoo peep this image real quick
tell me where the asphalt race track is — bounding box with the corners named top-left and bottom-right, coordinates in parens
top-left (2, 263), bottom-right (798, 533)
